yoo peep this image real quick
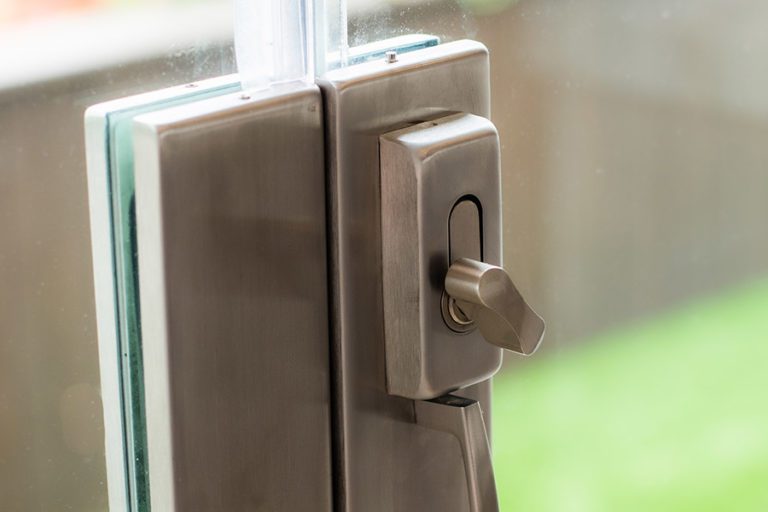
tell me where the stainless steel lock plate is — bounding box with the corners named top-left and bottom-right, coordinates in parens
top-left (320, 39), bottom-right (492, 512)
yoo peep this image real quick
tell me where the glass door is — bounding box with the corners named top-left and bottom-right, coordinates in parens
top-left (2, 1), bottom-right (768, 511)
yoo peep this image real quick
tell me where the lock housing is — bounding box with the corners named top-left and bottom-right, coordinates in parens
top-left (380, 113), bottom-right (503, 400)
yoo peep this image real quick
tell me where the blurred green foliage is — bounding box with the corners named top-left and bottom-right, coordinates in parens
top-left (493, 278), bottom-right (768, 511)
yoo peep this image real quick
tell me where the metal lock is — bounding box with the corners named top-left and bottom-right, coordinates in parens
top-left (325, 40), bottom-right (544, 512)
top-left (380, 112), bottom-right (545, 401)
top-left (380, 111), bottom-right (544, 512)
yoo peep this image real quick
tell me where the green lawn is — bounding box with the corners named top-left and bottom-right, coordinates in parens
top-left (493, 278), bottom-right (768, 511)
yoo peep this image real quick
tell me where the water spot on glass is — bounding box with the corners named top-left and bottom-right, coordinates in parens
top-left (59, 383), bottom-right (102, 457)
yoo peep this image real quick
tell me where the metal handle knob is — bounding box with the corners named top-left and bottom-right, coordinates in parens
top-left (445, 258), bottom-right (545, 355)
top-left (415, 395), bottom-right (499, 512)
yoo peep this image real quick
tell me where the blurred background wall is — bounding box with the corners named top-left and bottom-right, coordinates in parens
top-left (346, 0), bottom-right (768, 349)
top-left (484, 0), bottom-right (768, 349)
top-left (0, 6), bottom-right (236, 508)
top-left (1, 0), bottom-right (767, 509)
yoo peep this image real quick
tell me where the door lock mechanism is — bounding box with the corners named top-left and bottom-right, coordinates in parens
top-left (325, 39), bottom-right (534, 512)
top-left (380, 112), bottom-right (545, 401)
top-left (379, 109), bottom-right (543, 512)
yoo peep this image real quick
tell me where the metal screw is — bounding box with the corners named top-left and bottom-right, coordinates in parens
top-left (385, 50), bottom-right (398, 64)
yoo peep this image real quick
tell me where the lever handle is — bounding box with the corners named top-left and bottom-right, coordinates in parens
top-left (445, 258), bottom-right (545, 355)
top-left (415, 395), bottom-right (499, 512)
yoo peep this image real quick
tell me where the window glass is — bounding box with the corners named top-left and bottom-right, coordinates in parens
top-left (2, 0), bottom-right (767, 510)
top-left (475, 2), bottom-right (768, 510)
top-left (0, 1), bottom-right (235, 510)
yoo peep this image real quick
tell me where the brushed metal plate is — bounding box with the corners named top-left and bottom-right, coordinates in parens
top-left (319, 40), bottom-right (493, 512)
top-left (380, 113), bottom-right (503, 401)
top-left (132, 84), bottom-right (332, 512)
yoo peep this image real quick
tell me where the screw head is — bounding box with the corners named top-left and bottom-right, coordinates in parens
top-left (385, 50), bottom-right (398, 64)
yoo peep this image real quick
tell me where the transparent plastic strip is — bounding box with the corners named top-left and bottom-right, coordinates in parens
top-left (234, 0), bottom-right (315, 89)
top-left (233, 0), bottom-right (439, 85)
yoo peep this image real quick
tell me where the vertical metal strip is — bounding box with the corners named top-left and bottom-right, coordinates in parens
top-left (133, 84), bottom-right (333, 512)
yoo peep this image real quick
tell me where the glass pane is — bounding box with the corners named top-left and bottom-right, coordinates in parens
top-left (5, 0), bottom-right (768, 510)
top-left (471, 2), bottom-right (768, 510)
top-left (346, 0), bottom-right (473, 50)
top-left (0, 1), bottom-right (236, 510)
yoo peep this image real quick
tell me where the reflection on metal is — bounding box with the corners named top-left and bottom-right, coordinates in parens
top-left (132, 84), bottom-right (332, 512)
top-left (415, 395), bottom-right (498, 512)
top-left (446, 258), bottom-right (545, 356)
top-left (320, 40), bottom-right (494, 511)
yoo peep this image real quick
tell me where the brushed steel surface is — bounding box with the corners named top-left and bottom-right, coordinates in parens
top-left (446, 258), bottom-right (545, 355)
top-left (379, 113), bottom-right (503, 400)
top-left (319, 40), bottom-right (493, 511)
top-left (415, 396), bottom-right (498, 512)
top-left (133, 84), bottom-right (332, 512)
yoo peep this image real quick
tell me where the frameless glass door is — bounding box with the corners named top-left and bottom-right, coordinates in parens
top-left (3, 0), bottom-right (768, 511)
